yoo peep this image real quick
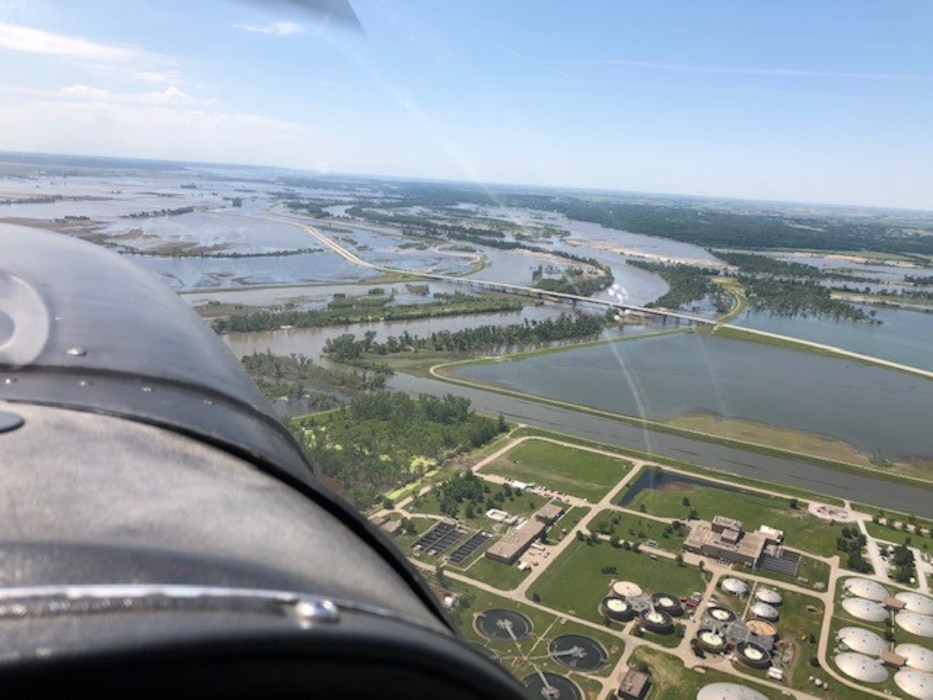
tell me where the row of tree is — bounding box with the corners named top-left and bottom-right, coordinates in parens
top-left (123, 205), bottom-right (195, 219)
top-left (212, 294), bottom-right (522, 334)
top-left (323, 313), bottom-right (607, 360)
top-left (742, 277), bottom-right (875, 322)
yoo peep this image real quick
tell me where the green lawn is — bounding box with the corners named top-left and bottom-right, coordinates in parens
top-left (866, 520), bottom-right (933, 550)
top-left (588, 509), bottom-right (688, 551)
top-left (622, 469), bottom-right (842, 557)
top-left (390, 515), bottom-right (436, 551)
top-left (483, 439), bottom-right (633, 502)
top-left (464, 556), bottom-right (530, 591)
top-left (545, 505), bottom-right (590, 543)
top-left (569, 674), bottom-right (603, 700)
top-left (628, 647), bottom-right (780, 700)
top-left (531, 540), bottom-right (705, 623)
top-left (513, 426), bottom-right (847, 508)
top-left (640, 624), bottom-right (685, 648)
top-left (406, 480), bottom-right (551, 523)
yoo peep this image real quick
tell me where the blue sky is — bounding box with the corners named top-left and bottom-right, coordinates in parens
top-left (0, 1), bottom-right (931, 209)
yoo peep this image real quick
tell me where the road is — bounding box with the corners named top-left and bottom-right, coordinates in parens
top-left (388, 374), bottom-right (933, 518)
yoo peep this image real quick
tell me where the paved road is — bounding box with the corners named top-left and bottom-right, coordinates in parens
top-left (388, 374), bottom-right (933, 518)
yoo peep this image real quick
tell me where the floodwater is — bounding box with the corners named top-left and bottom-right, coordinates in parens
top-left (184, 280), bottom-right (471, 310)
top-left (223, 305), bottom-right (576, 360)
top-left (734, 306), bottom-right (933, 371)
top-left (452, 332), bottom-right (933, 461)
top-left (132, 250), bottom-right (372, 290)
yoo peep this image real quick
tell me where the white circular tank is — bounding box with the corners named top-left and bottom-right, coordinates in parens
top-left (696, 682), bottom-right (769, 700)
top-left (612, 580), bottom-right (643, 598)
top-left (897, 644), bottom-right (933, 673)
top-left (837, 627), bottom-right (888, 656)
top-left (834, 652), bottom-right (889, 684)
top-left (894, 669), bottom-right (933, 700)
top-left (721, 578), bottom-right (749, 596)
top-left (843, 577), bottom-right (889, 602)
top-left (896, 611), bottom-right (933, 639)
top-left (896, 592), bottom-right (933, 617)
top-left (748, 601), bottom-right (779, 621)
top-left (842, 597), bottom-right (888, 623)
top-left (754, 588), bottom-right (782, 605)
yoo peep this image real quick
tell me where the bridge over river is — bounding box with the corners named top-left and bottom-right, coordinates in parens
top-left (291, 217), bottom-right (933, 380)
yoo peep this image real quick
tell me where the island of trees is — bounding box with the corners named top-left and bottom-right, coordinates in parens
top-left (322, 312), bottom-right (608, 362)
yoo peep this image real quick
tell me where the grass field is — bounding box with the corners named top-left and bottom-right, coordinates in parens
top-left (406, 480), bottom-right (552, 523)
top-left (667, 412), bottom-right (874, 469)
top-left (483, 439), bottom-right (633, 502)
top-left (640, 624), bottom-right (684, 648)
top-left (464, 556), bottom-right (529, 591)
top-left (588, 509), bottom-right (688, 552)
top-left (512, 426), bottom-right (849, 507)
top-left (546, 505), bottom-right (590, 542)
top-left (621, 469), bottom-right (842, 557)
top-left (865, 520), bottom-right (933, 550)
top-left (531, 540), bottom-right (705, 623)
top-left (627, 647), bottom-right (780, 699)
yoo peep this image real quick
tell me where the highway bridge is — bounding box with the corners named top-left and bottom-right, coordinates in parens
top-left (289, 218), bottom-right (933, 380)
top-left (298, 219), bottom-right (707, 325)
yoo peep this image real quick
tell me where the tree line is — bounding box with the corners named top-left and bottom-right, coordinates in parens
top-left (741, 277), bottom-right (874, 322)
top-left (323, 313), bottom-right (607, 361)
top-left (627, 260), bottom-right (730, 313)
top-left (211, 293), bottom-right (523, 334)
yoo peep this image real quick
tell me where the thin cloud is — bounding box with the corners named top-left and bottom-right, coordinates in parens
top-left (136, 86), bottom-right (197, 105)
top-left (60, 84), bottom-right (111, 100)
top-left (0, 22), bottom-right (141, 62)
top-left (4, 84), bottom-right (210, 107)
top-left (233, 21), bottom-right (306, 36)
top-left (580, 58), bottom-right (933, 82)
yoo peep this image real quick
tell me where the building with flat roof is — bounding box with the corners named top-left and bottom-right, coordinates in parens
top-left (535, 503), bottom-right (564, 524)
top-left (683, 517), bottom-right (767, 567)
top-left (712, 515), bottom-right (743, 533)
top-left (485, 520), bottom-right (546, 564)
top-left (617, 669), bottom-right (650, 700)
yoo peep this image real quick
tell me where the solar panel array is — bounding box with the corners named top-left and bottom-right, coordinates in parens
top-left (758, 550), bottom-right (801, 577)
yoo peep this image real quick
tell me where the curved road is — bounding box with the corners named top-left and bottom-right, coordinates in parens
top-left (388, 374), bottom-right (933, 518)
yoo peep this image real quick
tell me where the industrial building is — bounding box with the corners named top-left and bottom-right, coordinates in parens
top-left (535, 502), bottom-right (564, 524)
top-left (616, 669), bottom-right (650, 700)
top-left (485, 519), bottom-right (546, 564)
top-left (682, 516), bottom-right (768, 567)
